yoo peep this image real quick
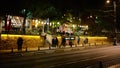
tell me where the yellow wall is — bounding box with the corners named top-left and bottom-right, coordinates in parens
top-left (1, 34), bottom-right (43, 50)
top-left (1, 34), bottom-right (109, 50)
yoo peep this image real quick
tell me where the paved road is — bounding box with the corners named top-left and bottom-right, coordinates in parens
top-left (0, 45), bottom-right (120, 68)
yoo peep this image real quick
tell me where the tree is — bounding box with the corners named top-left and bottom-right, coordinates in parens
top-left (21, 9), bottom-right (32, 34)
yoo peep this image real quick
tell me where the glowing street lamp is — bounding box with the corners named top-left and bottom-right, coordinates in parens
top-left (106, 0), bottom-right (116, 30)
top-left (106, 0), bottom-right (117, 45)
top-left (106, 0), bottom-right (110, 4)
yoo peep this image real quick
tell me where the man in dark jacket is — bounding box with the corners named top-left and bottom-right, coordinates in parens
top-left (17, 37), bottom-right (23, 52)
top-left (61, 36), bottom-right (66, 47)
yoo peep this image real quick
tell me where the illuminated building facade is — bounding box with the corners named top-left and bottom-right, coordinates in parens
top-left (1, 15), bottom-right (89, 35)
top-left (1, 15), bottom-right (45, 35)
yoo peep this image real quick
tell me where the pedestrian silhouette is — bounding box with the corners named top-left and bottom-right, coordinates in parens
top-left (55, 37), bottom-right (58, 48)
top-left (69, 37), bottom-right (72, 47)
top-left (17, 37), bottom-right (23, 52)
top-left (113, 37), bottom-right (117, 46)
top-left (83, 37), bottom-right (88, 45)
top-left (43, 34), bottom-right (47, 46)
top-left (44, 34), bottom-right (47, 40)
top-left (77, 36), bottom-right (80, 45)
top-left (52, 37), bottom-right (56, 47)
top-left (61, 35), bottom-right (66, 48)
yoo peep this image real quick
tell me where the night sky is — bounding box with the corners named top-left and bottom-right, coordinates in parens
top-left (52, 0), bottom-right (105, 9)
top-left (0, 0), bottom-right (105, 15)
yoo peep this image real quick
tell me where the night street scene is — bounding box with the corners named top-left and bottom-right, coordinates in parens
top-left (1, 0), bottom-right (120, 68)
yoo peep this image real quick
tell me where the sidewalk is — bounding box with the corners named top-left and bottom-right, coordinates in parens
top-left (0, 44), bottom-right (115, 58)
top-left (0, 43), bottom-right (113, 54)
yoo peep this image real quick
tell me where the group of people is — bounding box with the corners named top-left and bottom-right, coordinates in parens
top-left (16, 34), bottom-right (119, 53)
top-left (51, 35), bottom-right (89, 48)
top-left (51, 35), bottom-right (74, 48)
top-left (16, 35), bottom-right (89, 52)
top-left (60, 35), bottom-right (89, 47)
top-left (60, 35), bottom-right (86, 47)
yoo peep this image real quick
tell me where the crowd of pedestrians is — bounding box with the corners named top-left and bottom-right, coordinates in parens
top-left (16, 34), bottom-right (89, 52)
top-left (16, 33), bottom-right (118, 52)
top-left (16, 32), bottom-right (119, 53)
top-left (50, 34), bottom-right (89, 48)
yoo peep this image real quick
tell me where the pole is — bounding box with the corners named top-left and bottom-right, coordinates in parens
top-left (99, 61), bottom-right (103, 68)
top-left (47, 18), bottom-right (49, 32)
top-left (0, 19), bottom-right (2, 46)
top-left (42, 21), bottom-right (44, 33)
top-left (113, 0), bottom-right (117, 45)
top-left (113, 0), bottom-right (116, 27)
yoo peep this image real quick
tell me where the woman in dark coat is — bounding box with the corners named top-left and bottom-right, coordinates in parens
top-left (17, 37), bottom-right (23, 52)
top-left (61, 36), bottom-right (66, 47)
top-left (52, 37), bottom-right (56, 47)
top-left (55, 37), bottom-right (58, 48)
top-left (69, 38), bottom-right (72, 47)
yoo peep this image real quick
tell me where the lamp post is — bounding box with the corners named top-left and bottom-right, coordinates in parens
top-left (106, 0), bottom-right (117, 45)
top-left (0, 19), bottom-right (2, 46)
top-left (113, 0), bottom-right (117, 45)
top-left (113, 0), bottom-right (117, 33)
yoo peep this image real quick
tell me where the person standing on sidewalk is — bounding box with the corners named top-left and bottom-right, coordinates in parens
top-left (113, 37), bottom-right (117, 46)
top-left (17, 37), bottom-right (23, 52)
top-left (52, 37), bottom-right (56, 47)
top-left (69, 37), bottom-right (72, 47)
top-left (83, 37), bottom-right (88, 46)
top-left (55, 37), bottom-right (58, 48)
top-left (61, 35), bottom-right (66, 48)
top-left (77, 36), bottom-right (80, 45)
top-left (43, 34), bottom-right (47, 46)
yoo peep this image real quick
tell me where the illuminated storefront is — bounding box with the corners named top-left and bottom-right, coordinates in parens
top-left (1, 15), bottom-right (89, 35)
top-left (1, 15), bottom-right (46, 35)
top-left (59, 23), bottom-right (88, 35)
top-left (2, 15), bottom-right (29, 32)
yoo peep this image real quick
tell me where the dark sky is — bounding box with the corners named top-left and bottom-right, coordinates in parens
top-left (0, 0), bottom-right (105, 9)
top-left (0, 0), bottom-right (21, 15)
top-left (0, 0), bottom-right (105, 15)
top-left (51, 0), bottom-right (105, 9)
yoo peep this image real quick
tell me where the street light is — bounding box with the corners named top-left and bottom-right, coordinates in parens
top-left (113, 1), bottom-right (117, 31)
top-left (112, 0), bottom-right (117, 46)
top-left (106, 0), bottom-right (110, 4)
top-left (106, 0), bottom-right (117, 45)
top-left (106, 0), bottom-right (116, 25)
